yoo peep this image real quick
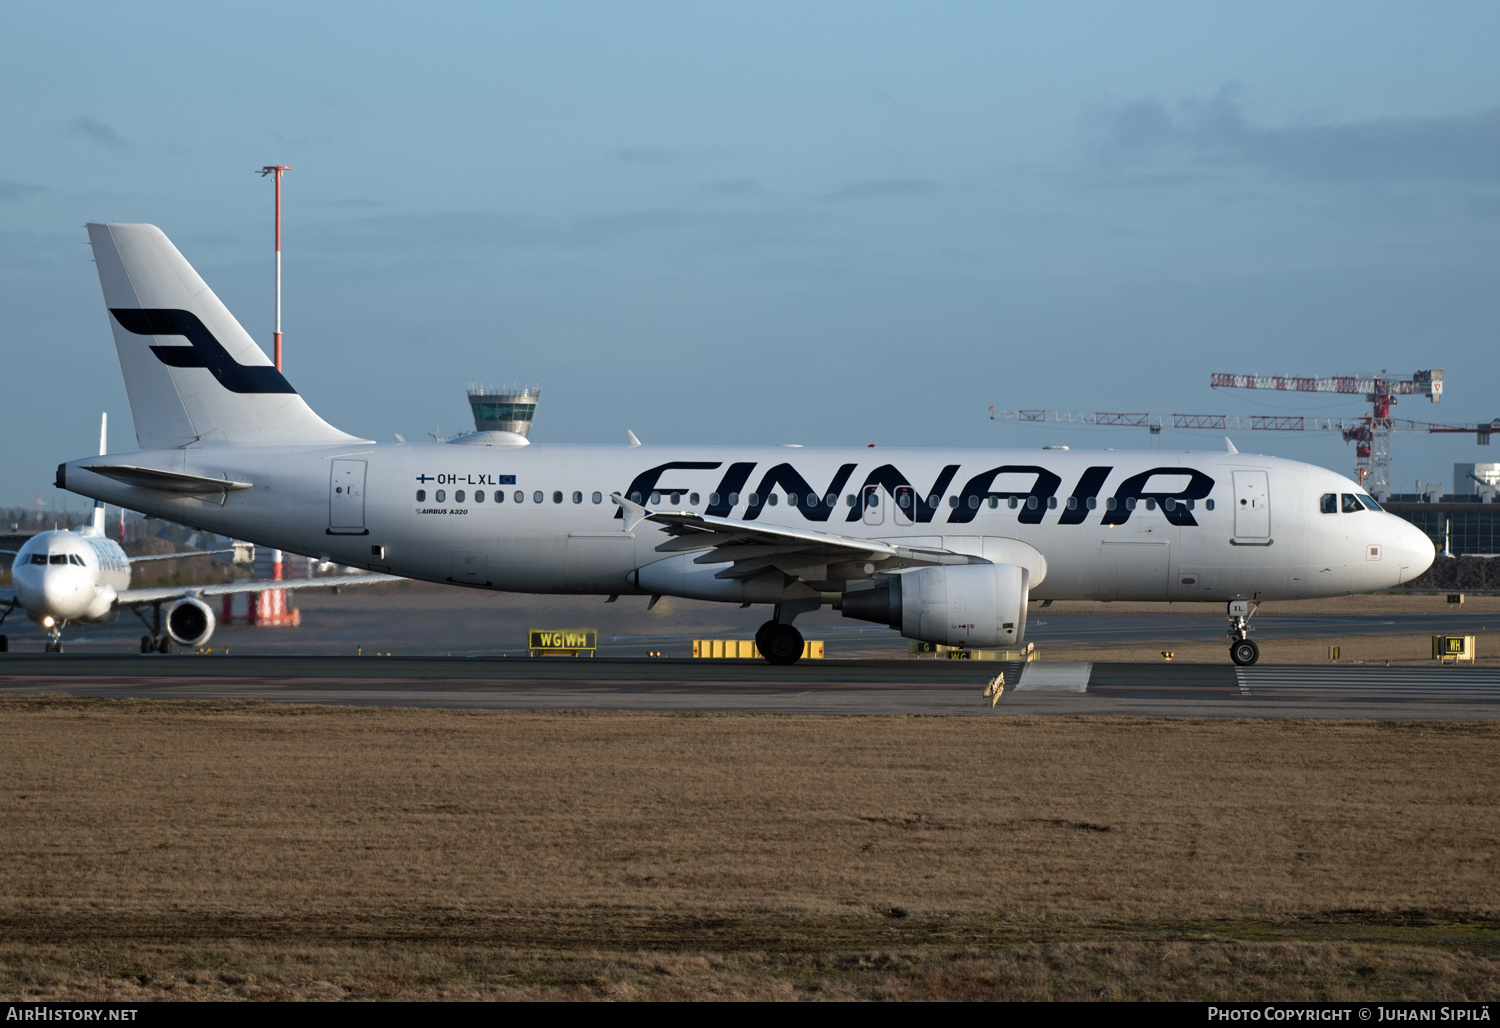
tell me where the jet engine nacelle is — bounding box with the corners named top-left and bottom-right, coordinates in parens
top-left (841, 563), bottom-right (1030, 648)
top-left (165, 596), bottom-right (216, 647)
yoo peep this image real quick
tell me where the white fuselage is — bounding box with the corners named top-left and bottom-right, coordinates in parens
top-left (10, 531), bottom-right (132, 626)
top-left (59, 442), bottom-right (1436, 606)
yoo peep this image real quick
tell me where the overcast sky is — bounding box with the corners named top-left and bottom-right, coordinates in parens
top-left (4, 2), bottom-right (1499, 509)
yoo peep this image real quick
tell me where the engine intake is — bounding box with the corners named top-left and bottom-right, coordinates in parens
top-left (841, 563), bottom-right (1030, 648)
top-left (166, 597), bottom-right (216, 648)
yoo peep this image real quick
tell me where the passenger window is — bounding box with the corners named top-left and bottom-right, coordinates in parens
top-left (1087, 497), bottom-right (1097, 510)
top-left (1106, 497), bottom-right (1117, 511)
top-left (1008, 496), bottom-right (1018, 509)
top-left (531, 491), bottom-right (541, 503)
top-left (968, 495), bottom-right (979, 509)
top-left (767, 493), bottom-right (778, 506)
top-left (455, 490), bottom-right (465, 503)
top-left (1066, 496), bottom-right (1077, 510)
top-left (1206, 499), bottom-right (1215, 511)
top-left (573, 491), bottom-right (583, 504)
top-left (1126, 497), bottom-right (1136, 510)
top-left (650, 492), bottom-right (662, 504)
top-left (670, 492), bottom-right (681, 505)
top-left (729, 492), bottom-right (740, 506)
top-left (475, 490), bottom-right (485, 502)
top-left (552, 491), bottom-right (562, 504)
top-left (845, 494), bottom-right (856, 507)
top-left (496, 490), bottom-right (505, 503)
top-left (436, 489), bottom-right (446, 503)
top-left (515, 491), bottom-right (524, 503)
top-left (691, 493), bottom-right (700, 505)
top-left (1145, 498), bottom-right (1156, 511)
top-left (630, 492), bottom-right (642, 504)
top-left (823, 494), bottom-right (834, 508)
top-left (948, 496), bottom-right (959, 508)
top-left (1048, 496), bottom-right (1058, 509)
top-left (593, 492), bottom-right (602, 504)
top-left (1026, 496), bottom-right (1038, 510)
top-left (416, 489), bottom-right (426, 502)
top-left (927, 494), bottom-right (939, 508)
top-left (1185, 499), bottom-right (1194, 510)
top-left (1341, 493), bottom-right (1362, 513)
top-left (988, 496), bottom-right (999, 509)
top-left (1164, 498), bottom-right (1175, 511)
top-left (1320, 493), bottom-right (1337, 514)
top-left (899, 493), bottom-right (911, 509)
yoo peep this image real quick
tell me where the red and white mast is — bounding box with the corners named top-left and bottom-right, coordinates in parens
top-left (259, 164), bottom-right (292, 371)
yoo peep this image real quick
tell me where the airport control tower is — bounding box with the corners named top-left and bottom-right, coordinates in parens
top-left (467, 385), bottom-right (540, 438)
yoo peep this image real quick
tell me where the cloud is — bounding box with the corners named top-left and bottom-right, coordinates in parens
top-left (0, 180), bottom-right (42, 202)
top-left (1090, 85), bottom-right (1500, 182)
top-left (702, 178), bottom-right (762, 196)
top-left (614, 145), bottom-right (684, 164)
top-left (69, 116), bottom-right (128, 151)
top-left (824, 178), bottom-right (937, 201)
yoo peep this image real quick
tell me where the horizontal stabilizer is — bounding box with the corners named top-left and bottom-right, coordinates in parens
top-left (80, 465), bottom-right (253, 494)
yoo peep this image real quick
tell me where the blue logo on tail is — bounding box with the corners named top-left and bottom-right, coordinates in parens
top-left (111, 308), bottom-right (296, 394)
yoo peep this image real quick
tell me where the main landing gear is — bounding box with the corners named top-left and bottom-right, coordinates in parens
top-left (755, 598), bottom-right (819, 665)
top-left (1227, 599), bottom-right (1260, 666)
top-left (134, 602), bottom-right (170, 654)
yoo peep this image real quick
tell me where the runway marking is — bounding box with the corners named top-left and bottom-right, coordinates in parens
top-left (1014, 662), bottom-right (1093, 692)
top-left (1236, 666), bottom-right (1500, 701)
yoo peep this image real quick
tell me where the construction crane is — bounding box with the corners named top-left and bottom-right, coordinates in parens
top-left (989, 406), bottom-right (1497, 495)
top-left (1209, 370), bottom-right (1443, 492)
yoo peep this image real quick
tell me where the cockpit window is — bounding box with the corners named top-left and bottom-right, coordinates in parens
top-left (1341, 493), bottom-right (1363, 513)
top-left (49, 554), bottom-right (68, 565)
top-left (31, 554), bottom-right (48, 565)
top-left (69, 554), bottom-right (86, 567)
top-left (1319, 493), bottom-right (1337, 514)
top-left (1358, 494), bottom-right (1382, 512)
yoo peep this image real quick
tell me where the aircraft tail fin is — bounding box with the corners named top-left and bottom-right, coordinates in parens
top-left (86, 223), bottom-right (365, 449)
top-left (84, 413), bottom-right (107, 536)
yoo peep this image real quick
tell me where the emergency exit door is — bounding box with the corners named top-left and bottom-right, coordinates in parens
top-left (329, 459), bottom-right (368, 534)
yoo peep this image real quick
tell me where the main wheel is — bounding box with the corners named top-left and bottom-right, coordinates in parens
top-left (1230, 639), bottom-right (1260, 666)
top-left (754, 620), bottom-right (776, 657)
top-left (141, 635), bottom-right (154, 654)
top-left (762, 623), bottom-right (805, 666)
top-left (157, 637), bottom-right (171, 654)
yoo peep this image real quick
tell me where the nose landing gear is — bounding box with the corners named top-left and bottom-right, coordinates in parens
top-left (1227, 598), bottom-right (1260, 666)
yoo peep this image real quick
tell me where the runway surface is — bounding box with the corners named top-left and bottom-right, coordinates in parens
top-left (2, 654), bottom-right (1498, 719)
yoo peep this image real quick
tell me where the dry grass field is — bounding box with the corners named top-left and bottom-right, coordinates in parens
top-left (1, 696), bottom-right (1498, 1000)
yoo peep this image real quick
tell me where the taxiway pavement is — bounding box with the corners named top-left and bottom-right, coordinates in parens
top-left (2, 654), bottom-right (1498, 719)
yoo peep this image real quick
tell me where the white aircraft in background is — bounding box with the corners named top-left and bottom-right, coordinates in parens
top-left (0, 414), bottom-right (396, 653)
top-left (52, 223), bottom-right (1435, 665)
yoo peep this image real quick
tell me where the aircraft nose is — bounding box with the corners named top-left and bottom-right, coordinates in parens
top-left (41, 567), bottom-right (91, 619)
top-left (1394, 517), bottom-right (1436, 583)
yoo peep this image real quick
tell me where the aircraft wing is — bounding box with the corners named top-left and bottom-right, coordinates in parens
top-left (613, 492), bottom-right (983, 585)
top-left (115, 573), bottom-right (402, 607)
top-left (127, 548), bottom-right (239, 564)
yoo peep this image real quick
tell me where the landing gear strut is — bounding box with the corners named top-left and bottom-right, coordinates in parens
top-left (1227, 599), bottom-right (1260, 666)
top-left (133, 603), bottom-right (170, 654)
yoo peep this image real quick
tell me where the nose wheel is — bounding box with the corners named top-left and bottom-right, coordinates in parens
top-left (1226, 598), bottom-right (1260, 666)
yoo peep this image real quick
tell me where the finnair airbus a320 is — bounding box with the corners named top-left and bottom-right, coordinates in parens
top-left (53, 223), bottom-right (1435, 665)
